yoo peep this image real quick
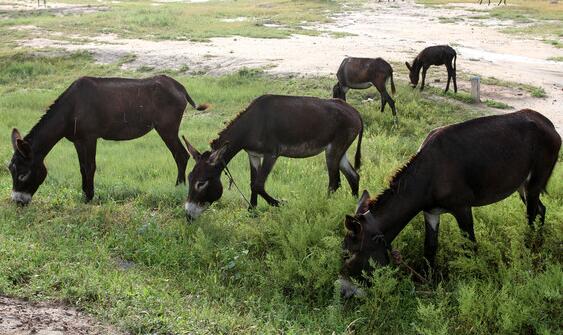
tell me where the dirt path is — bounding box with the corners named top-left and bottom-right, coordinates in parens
top-left (0, 296), bottom-right (123, 335)
top-left (14, 0), bottom-right (563, 132)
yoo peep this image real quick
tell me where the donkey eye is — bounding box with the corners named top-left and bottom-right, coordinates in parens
top-left (18, 171), bottom-right (30, 182)
top-left (195, 180), bottom-right (209, 191)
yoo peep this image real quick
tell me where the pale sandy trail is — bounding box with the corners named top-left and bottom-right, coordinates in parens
top-left (17, 0), bottom-right (563, 131)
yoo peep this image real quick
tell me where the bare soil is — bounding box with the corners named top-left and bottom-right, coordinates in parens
top-left (0, 296), bottom-right (124, 335)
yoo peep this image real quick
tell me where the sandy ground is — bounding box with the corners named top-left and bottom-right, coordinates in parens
top-left (14, 0), bottom-right (563, 132)
top-left (0, 296), bottom-right (124, 335)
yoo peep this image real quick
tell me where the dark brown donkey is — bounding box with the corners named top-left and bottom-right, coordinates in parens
top-left (338, 110), bottom-right (560, 298)
top-left (333, 57), bottom-right (398, 124)
top-left (182, 94), bottom-right (363, 219)
top-left (9, 75), bottom-right (207, 205)
top-left (406, 45), bottom-right (457, 93)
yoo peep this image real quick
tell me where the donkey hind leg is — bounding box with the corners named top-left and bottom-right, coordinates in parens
top-left (445, 63), bottom-right (453, 93)
top-left (252, 154), bottom-right (280, 206)
top-left (339, 153), bottom-right (359, 197)
top-left (423, 211), bottom-right (440, 268)
top-left (247, 151), bottom-right (262, 208)
top-left (74, 138), bottom-right (97, 202)
top-left (374, 80), bottom-right (398, 125)
top-left (325, 144), bottom-right (342, 194)
top-left (156, 126), bottom-right (189, 185)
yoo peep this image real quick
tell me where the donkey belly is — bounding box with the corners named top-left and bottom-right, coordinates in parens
top-left (278, 142), bottom-right (326, 158)
top-left (101, 109), bottom-right (156, 140)
top-left (346, 82), bottom-right (372, 90)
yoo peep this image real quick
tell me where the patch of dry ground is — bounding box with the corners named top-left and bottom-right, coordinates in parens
top-left (0, 296), bottom-right (124, 335)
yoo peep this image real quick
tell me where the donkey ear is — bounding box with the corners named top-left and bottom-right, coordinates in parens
top-left (208, 142), bottom-right (229, 166)
top-left (16, 139), bottom-right (32, 158)
top-left (345, 215), bottom-right (362, 235)
top-left (182, 135), bottom-right (201, 161)
top-left (405, 62), bottom-right (412, 71)
top-left (355, 190), bottom-right (370, 215)
top-left (11, 128), bottom-right (22, 151)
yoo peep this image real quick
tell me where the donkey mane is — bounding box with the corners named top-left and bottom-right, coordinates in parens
top-left (209, 98), bottom-right (260, 150)
top-left (369, 154), bottom-right (419, 208)
top-left (24, 85), bottom-right (73, 142)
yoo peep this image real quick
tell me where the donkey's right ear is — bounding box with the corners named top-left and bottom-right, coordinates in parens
top-left (344, 215), bottom-right (362, 235)
top-left (355, 190), bottom-right (370, 215)
top-left (11, 128), bottom-right (22, 151)
top-left (182, 135), bottom-right (201, 161)
top-left (405, 62), bottom-right (412, 71)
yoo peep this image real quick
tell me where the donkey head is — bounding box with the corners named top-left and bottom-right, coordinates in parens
top-left (405, 62), bottom-right (419, 87)
top-left (182, 136), bottom-right (228, 220)
top-left (9, 129), bottom-right (47, 205)
top-left (339, 190), bottom-right (390, 298)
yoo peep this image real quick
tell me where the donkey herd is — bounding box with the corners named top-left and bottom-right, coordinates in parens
top-left (8, 45), bottom-right (561, 298)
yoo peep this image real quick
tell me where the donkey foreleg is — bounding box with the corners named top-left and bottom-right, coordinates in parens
top-left (74, 139), bottom-right (98, 202)
top-left (420, 66), bottom-right (429, 91)
top-left (452, 207), bottom-right (477, 246)
top-left (423, 212), bottom-right (440, 268)
top-left (247, 151), bottom-right (262, 208)
top-left (252, 154), bottom-right (280, 206)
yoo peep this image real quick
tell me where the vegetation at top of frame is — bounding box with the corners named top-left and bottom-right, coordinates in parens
top-left (0, 51), bottom-right (562, 334)
top-left (416, 0), bottom-right (563, 45)
top-left (0, 0), bottom-right (359, 42)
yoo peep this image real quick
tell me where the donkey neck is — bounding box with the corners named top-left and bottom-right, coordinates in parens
top-left (210, 115), bottom-right (251, 165)
top-left (24, 105), bottom-right (68, 160)
top-left (368, 159), bottom-right (431, 242)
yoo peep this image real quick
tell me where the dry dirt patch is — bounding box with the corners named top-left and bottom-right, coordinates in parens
top-left (0, 296), bottom-right (124, 335)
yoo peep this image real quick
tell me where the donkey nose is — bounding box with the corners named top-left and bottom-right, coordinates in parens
top-left (11, 191), bottom-right (32, 206)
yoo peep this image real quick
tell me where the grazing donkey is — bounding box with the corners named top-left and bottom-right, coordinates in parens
top-left (339, 110), bottom-right (560, 298)
top-left (406, 45), bottom-right (457, 93)
top-left (480, 0), bottom-right (506, 5)
top-left (9, 75), bottom-right (207, 205)
top-left (182, 95), bottom-right (363, 220)
top-left (333, 57), bottom-right (398, 124)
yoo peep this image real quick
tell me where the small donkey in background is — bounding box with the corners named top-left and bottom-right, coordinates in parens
top-left (333, 57), bottom-right (398, 125)
top-left (406, 45), bottom-right (457, 93)
top-left (479, 0), bottom-right (506, 5)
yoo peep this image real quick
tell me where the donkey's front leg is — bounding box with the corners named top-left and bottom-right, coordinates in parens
top-left (74, 139), bottom-right (98, 202)
top-left (252, 154), bottom-right (280, 206)
top-left (247, 151), bottom-right (262, 208)
top-left (423, 211), bottom-right (440, 268)
top-left (420, 66), bottom-right (429, 91)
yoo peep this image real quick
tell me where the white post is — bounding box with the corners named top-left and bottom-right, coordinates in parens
top-left (470, 76), bottom-right (480, 103)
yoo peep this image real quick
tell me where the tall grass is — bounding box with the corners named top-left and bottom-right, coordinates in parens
top-left (0, 52), bottom-right (561, 334)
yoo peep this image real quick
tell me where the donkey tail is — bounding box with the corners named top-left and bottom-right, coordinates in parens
top-left (453, 53), bottom-right (457, 73)
top-left (184, 89), bottom-right (209, 111)
top-left (390, 72), bottom-right (396, 95)
top-left (354, 118), bottom-right (363, 170)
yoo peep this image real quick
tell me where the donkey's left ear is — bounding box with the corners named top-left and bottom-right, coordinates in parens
top-left (344, 215), bottom-right (362, 235)
top-left (405, 62), bottom-right (412, 71)
top-left (11, 128), bottom-right (22, 151)
top-left (355, 190), bottom-right (370, 215)
top-left (208, 142), bottom-right (229, 166)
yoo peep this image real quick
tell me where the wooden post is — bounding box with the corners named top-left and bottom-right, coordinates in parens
top-left (470, 76), bottom-right (480, 103)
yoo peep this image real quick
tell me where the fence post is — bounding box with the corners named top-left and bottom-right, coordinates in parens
top-left (470, 76), bottom-right (480, 103)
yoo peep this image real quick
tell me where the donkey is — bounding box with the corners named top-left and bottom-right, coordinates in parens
top-left (333, 57), bottom-right (398, 124)
top-left (9, 75), bottom-right (208, 205)
top-left (182, 94), bottom-right (363, 220)
top-left (480, 0), bottom-right (506, 5)
top-left (406, 45), bottom-right (457, 93)
top-left (338, 109), bottom-right (560, 298)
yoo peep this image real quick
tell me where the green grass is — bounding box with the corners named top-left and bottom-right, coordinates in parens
top-left (548, 56), bottom-right (563, 62)
top-left (0, 51), bottom-right (562, 334)
top-left (484, 99), bottom-right (511, 109)
top-left (475, 75), bottom-right (548, 98)
top-left (0, 0), bottom-right (358, 42)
